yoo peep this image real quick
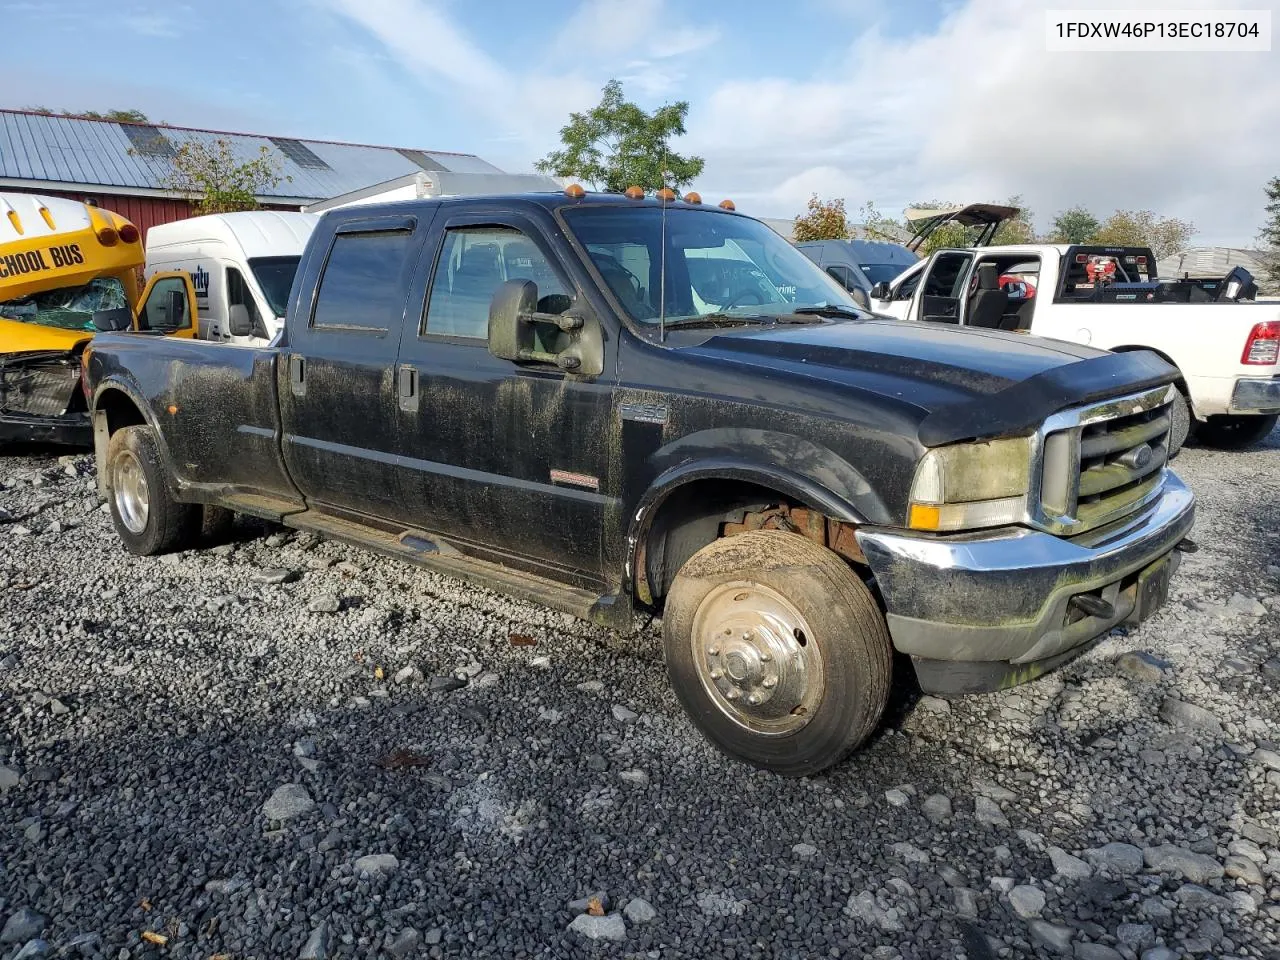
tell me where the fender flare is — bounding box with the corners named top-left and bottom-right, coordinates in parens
top-left (624, 456), bottom-right (871, 604)
top-left (90, 376), bottom-right (186, 499)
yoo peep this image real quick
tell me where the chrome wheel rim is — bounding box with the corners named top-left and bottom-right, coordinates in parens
top-left (112, 450), bottom-right (150, 535)
top-left (690, 581), bottom-right (823, 736)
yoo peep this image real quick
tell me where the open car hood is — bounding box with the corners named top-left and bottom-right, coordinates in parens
top-left (905, 203), bottom-right (1021, 253)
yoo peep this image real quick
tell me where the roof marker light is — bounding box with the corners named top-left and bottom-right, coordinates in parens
top-left (719, 199), bottom-right (736, 211)
top-left (656, 187), bottom-right (676, 202)
top-left (684, 192), bottom-right (702, 205)
top-left (564, 183), bottom-right (585, 198)
top-left (624, 185), bottom-right (645, 200)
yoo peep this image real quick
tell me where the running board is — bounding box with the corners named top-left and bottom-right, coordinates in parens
top-left (279, 509), bottom-right (632, 631)
top-left (219, 493), bottom-right (307, 523)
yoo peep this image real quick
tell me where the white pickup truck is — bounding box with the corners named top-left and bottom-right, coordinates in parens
top-left (871, 206), bottom-right (1279, 453)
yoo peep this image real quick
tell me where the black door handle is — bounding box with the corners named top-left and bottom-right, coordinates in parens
top-left (289, 354), bottom-right (306, 396)
top-left (397, 364), bottom-right (418, 412)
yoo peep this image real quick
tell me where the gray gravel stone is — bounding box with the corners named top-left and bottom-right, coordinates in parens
top-left (1, 910), bottom-right (45, 945)
top-left (307, 594), bottom-right (341, 614)
top-left (0, 766), bottom-right (19, 790)
top-left (916, 695), bottom-right (952, 715)
top-left (1028, 920), bottom-right (1074, 954)
top-left (1174, 884), bottom-right (1228, 910)
top-left (1048, 846), bottom-right (1093, 880)
top-left (1227, 838), bottom-right (1265, 863)
top-left (11, 940), bottom-right (50, 959)
top-left (1224, 855), bottom-right (1264, 885)
top-left (300, 923), bottom-right (330, 959)
top-left (884, 788), bottom-right (910, 807)
top-left (974, 795), bottom-right (1009, 826)
top-left (953, 888), bottom-right (978, 919)
top-left (1143, 844), bottom-right (1223, 883)
top-left (1115, 650), bottom-right (1172, 681)
top-left (697, 890), bottom-right (747, 918)
top-left (1225, 592), bottom-right (1266, 616)
top-left (262, 783), bottom-right (315, 821)
top-left (1074, 944), bottom-right (1123, 960)
top-left (353, 853), bottom-right (399, 877)
top-left (1159, 698), bottom-right (1223, 735)
top-left (1085, 842), bottom-right (1144, 875)
top-left (252, 567), bottom-right (299, 585)
top-left (792, 843), bottom-right (818, 860)
top-left (386, 927), bottom-right (420, 958)
top-left (922, 793), bottom-right (952, 822)
top-left (1252, 747), bottom-right (1280, 770)
top-left (891, 841), bottom-right (929, 864)
top-left (1140, 949), bottom-right (1177, 960)
top-left (1008, 885), bottom-right (1045, 918)
top-left (1116, 923), bottom-right (1155, 947)
top-left (568, 912), bottom-right (626, 941)
top-left (611, 704), bottom-right (637, 723)
top-left (619, 768), bottom-right (649, 787)
top-left (623, 897), bottom-right (656, 923)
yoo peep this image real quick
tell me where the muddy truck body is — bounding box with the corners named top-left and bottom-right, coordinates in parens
top-left (83, 191), bottom-right (1196, 775)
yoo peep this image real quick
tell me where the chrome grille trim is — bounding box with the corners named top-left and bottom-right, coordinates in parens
top-left (1027, 384), bottom-right (1177, 536)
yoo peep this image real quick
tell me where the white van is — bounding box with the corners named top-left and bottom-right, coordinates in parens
top-left (145, 211), bottom-right (318, 344)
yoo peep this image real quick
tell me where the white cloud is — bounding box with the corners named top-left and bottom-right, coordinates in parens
top-left (319, 0), bottom-right (1279, 245)
top-left (688, 0), bottom-right (1279, 244)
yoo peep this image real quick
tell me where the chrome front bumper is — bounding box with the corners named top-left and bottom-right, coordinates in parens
top-left (856, 473), bottom-right (1195, 675)
top-left (1230, 377), bottom-right (1280, 414)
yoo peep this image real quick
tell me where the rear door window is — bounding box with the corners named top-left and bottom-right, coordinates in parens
top-left (311, 229), bottom-right (415, 332)
top-left (141, 276), bottom-right (192, 331)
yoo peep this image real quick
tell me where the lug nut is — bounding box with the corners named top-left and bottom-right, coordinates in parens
top-left (708, 646), bottom-right (719, 656)
top-left (709, 669), bottom-right (723, 680)
top-left (762, 677), bottom-right (777, 689)
top-left (747, 694), bottom-right (762, 705)
top-left (759, 652), bottom-right (772, 662)
top-left (725, 689), bottom-right (740, 700)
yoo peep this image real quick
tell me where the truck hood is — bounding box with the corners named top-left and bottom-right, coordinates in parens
top-left (687, 318), bottom-right (1178, 446)
top-left (0, 318), bottom-right (92, 356)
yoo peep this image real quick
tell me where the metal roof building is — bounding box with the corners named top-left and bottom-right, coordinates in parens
top-left (0, 108), bottom-right (509, 238)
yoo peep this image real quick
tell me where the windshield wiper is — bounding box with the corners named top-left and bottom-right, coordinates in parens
top-left (659, 313), bottom-right (775, 330)
top-left (790, 304), bottom-right (866, 319)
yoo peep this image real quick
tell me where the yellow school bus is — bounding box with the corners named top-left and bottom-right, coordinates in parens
top-left (0, 193), bottom-right (197, 446)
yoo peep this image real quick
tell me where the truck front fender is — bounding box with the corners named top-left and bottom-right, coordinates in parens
top-left (90, 375), bottom-right (182, 500)
top-left (625, 430), bottom-right (891, 603)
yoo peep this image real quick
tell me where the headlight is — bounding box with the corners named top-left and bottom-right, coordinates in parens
top-left (907, 436), bottom-right (1032, 532)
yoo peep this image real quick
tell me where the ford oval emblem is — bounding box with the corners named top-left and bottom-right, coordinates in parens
top-left (1118, 443), bottom-right (1154, 470)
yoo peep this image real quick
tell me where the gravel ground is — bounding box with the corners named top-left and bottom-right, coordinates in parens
top-left (0, 433), bottom-right (1278, 960)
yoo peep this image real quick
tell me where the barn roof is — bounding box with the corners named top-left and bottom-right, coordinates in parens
top-left (0, 109), bottom-right (503, 204)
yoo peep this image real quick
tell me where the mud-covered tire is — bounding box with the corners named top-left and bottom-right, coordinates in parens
top-left (1167, 389), bottom-right (1191, 458)
top-left (105, 425), bottom-right (199, 555)
top-left (1194, 413), bottom-right (1278, 450)
top-left (662, 530), bottom-right (892, 776)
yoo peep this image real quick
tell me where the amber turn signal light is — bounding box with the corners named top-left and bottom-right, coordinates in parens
top-left (563, 183), bottom-right (585, 198)
top-left (719, 199), bottom-right (735, 211)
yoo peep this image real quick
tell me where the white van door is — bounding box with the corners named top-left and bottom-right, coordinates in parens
top-left (224, 263), bottom-right (270, 344)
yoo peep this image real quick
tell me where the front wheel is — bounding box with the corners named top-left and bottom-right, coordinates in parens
top-left (662, 530), bottom-right (892, 776)
top-left (1194, 413), bottom-right (1278, 450)
top-left (1167, 389), bottom-right (1191, 458)
top-left (105, 425), bottom-right (200, 555)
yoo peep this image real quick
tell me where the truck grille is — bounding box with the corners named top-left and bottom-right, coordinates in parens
top-left (1032, 385), bottom-right (1176, 535)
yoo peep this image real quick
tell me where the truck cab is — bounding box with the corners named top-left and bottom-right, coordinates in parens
top-left (145, 211), bottom-right (318, 345)
top-left (794, 238), bottom-right (917, 307)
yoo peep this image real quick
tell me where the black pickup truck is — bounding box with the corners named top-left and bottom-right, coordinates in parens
top-left (83, 190), bottom-right (1196, 775)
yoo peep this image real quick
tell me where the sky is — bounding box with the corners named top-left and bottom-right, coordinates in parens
top-left (1, 0), bottom-right (1277, 245)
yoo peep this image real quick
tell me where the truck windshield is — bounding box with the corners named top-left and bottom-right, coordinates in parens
top-left (249, 256), bottom-right (302, 317)
top-left (0, 277), bottom-right (127, 331)
top-left (562, 206), bottom-right (859, 325)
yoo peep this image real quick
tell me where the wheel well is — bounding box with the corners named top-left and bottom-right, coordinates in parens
top-left (94, 388), bottom-right (147, 435)
top-left (638, 480), bottom-right (866, 607)
top-left (1109, 345), bottom-right (1186, 391)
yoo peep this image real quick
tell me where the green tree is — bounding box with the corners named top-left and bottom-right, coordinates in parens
top-left (1049, 206), bottom-right (1100, 244)
top-left (1093, 209), bottom-right (1194, 260)
top-left (990, 195), bottom-right (1036, 245)
top-left (160, 138), bottom-right (289, 215)
top-left (1258, 176), bottom-right (1280, 285)
top-left (856, 201), bottom-right (910, 242)
top-left (792, 195), bottom-right (851, 241)
top-left (535, 79), bottom-right (703, 192)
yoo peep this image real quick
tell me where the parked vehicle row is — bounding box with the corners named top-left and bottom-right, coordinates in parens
top-left (83, 188), bottom-right (1196, 775)
top-left (870, 204), bottom-right (1280, 454)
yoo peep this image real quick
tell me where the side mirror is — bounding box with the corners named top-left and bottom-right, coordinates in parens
top-left (488, 279), bottom-right (604, 377)
top-left (869, 281), bottom-right (891, 301)
top-left (91, 307), bottom-right (132, 332)
top-left (228, 304), bottom-right (253, 337)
